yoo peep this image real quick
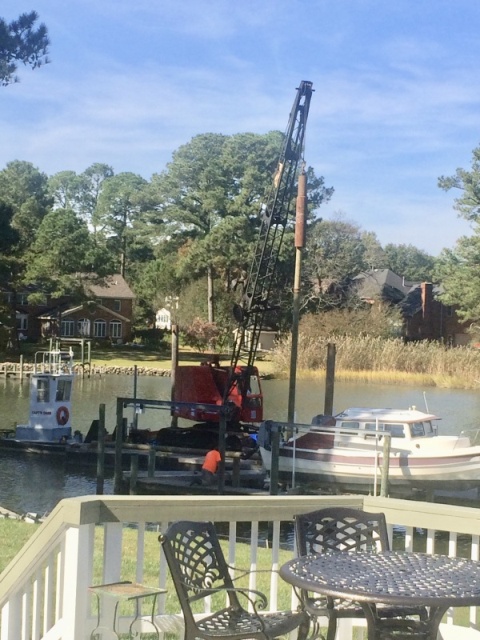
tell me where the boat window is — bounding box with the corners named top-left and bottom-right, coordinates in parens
top-left (365, 422), bottom-right (382, 432)
top-left (423, 421), bottom-right (435, 435)
top-left (339, 421), bottom-right (360, 430)
top-left (383, 423), bottom-right (405, 438)
top-left (36, 378), bottom-right (50, 403)
top-left (56, 379), bottom-right (72, 402)
top-left (410, 422), bottom-right (426, 437)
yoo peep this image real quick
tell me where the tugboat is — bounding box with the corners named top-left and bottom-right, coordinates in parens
top-left (1, 344), bottom-right (78, 452)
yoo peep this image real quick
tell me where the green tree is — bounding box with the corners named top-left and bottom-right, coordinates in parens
top-left (24, 208), bottom-right (95, 301)
top-left (0, 160), bottom-right (52, 249)
top-left (438, 145), bottom-right (480, 222)
top-left (436, 145), bottom-right (480, 324)
top-left (304, 213), bottom-right (369, 309)
top-left (150, 131), bottom-right (332, 324)
top-left (0, 11), bottom-right (49, 85)
top-left (435, 237), bottom-right (480, 324)
top-left (95, 172), bottom-right (149, 278)
top-left (384, 243), bottom-right (436, 281)
top-left (0, 161), bottom-right (52, 348)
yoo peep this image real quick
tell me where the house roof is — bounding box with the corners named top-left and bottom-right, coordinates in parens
top-left (38, 303), bottom-right (131, 323)
top-left (352, 269), bottom-right (417, 304)
top-left (87, 274), bottom-right (135, 299)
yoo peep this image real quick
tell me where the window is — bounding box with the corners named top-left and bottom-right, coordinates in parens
top-left (114, 299), bottom-right (121, 312)
top-left (16, 314), bottom-right (28, 331)
top-left (78, 318), bottom-right (90, 336)
top-left (110, 320), bottom-right (122, 339)
top-left (61, 319), bottom-right (75, 337)
top-left (17, 293), bottom-right (29, 305)
top-left (36, 378), bottom-right (50, 403)
top-left (410, 422), bottom-right (426, 437)
top-left (56, 379), bottom-right (72, 402)
top-left (94, 319), bottom-right (106, 338)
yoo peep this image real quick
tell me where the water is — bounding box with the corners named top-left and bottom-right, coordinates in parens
top-left (1, 373), bottom-right (480, 514)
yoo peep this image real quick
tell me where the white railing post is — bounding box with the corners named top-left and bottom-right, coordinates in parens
top-left (60, 524), bottom-right (92, 640)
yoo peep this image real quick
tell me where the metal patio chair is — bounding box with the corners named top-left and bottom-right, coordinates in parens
top-left (160, 520), bottom-right (309, 640)
top-left (294, 507), bottom-right (427, 640)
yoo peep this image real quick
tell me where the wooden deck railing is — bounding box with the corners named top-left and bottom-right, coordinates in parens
top-left (1, 493), bottom-right (480, 639)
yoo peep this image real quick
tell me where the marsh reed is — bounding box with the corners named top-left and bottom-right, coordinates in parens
top-left (271, 335), bottom-right (480, 389)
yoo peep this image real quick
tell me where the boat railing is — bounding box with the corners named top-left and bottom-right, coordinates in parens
top-left (459, 428), bottom-right (480, 447)
top-left (33, 348), bottom-right (74, 375)
top-left (1, 494), bottom-right (480, 640)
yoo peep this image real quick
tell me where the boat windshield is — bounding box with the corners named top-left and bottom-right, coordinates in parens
top-left (410, 421), bottom-right (435, 437)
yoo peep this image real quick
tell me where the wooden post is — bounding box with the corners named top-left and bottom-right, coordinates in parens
top-left (133, 365), bottom-right (138, 431)
top-left (217, 411), bottom-right (227, 494)
top-left (19, 355), bottom-right (24, 382)
top-left (231, 456), bottom-right (241, 488)
top-left (96, 403), bottom-right (106, 495)
top-left (170, 324), bottom-right (179, 427)
top-left (269, 423), bottom-right (280, 496)
top-left (148, 448), bottom-right (156, 477)
top-left (324, 343), bottom-right (336, 416)
top-left (129, 455), bottom-right (138, 495)
top-left (380, 434), bottom-right (391, 497)
top-left (114, 398), bottom-right (124, 494)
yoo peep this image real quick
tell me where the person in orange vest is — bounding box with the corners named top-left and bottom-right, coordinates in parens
top-left (202, 445), bottom-right (222, 486)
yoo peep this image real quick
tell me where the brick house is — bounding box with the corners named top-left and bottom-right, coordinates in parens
top-left (353, 269), bottom-right (469, 345)
top-left (9, 274), bottom-right (136, 343)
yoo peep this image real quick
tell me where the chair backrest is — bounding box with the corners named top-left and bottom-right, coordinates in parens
top-left (295, 507), bottom-right (389, 556)
top-left (160, 520), bottom-right (241, 625)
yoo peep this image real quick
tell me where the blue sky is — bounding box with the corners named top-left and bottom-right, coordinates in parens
top-left (2, 1), bottom-right (480, 256)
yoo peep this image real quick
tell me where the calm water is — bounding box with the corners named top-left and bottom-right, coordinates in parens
top-left (1, 373), bottom-right (480, 514)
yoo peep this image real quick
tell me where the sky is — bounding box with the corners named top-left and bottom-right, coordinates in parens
top-left (2, 0), bottom-right (480, 256)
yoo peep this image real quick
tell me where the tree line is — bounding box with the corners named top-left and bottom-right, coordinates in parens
top-left (1, 129), bottom-right (469, 349)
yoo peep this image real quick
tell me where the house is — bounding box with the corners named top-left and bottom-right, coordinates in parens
top-left (233, 327), bottom-right (278, 352)
top-left (352, 269), bottom-right (469, 345)
top-left (7, 274), bottom-right (136, 344)
top-left (155, 307), bottom-right (172, 331)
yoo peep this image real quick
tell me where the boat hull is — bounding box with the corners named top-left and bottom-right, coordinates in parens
top-left (259, 446), bottom-right (480, 494)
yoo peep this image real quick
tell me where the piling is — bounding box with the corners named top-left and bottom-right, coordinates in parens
top-left (148, 448), bottom-right (156, 477)
top-left (324, 343), bottom-right (336, 415)
top-left (269, 423), bottom-right (280, 495)
top-left (129, 455), bottom-right (139, 495)
top-left (96, 403), bottom-right (106, 495)
top-left (114, 399), bottom-right (124, 494)
top-left (380, 434), bottom-right (391, 497)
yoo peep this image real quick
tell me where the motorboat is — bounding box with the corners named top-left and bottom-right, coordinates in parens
top-left (0, 345), bottom-right (81, 453)
top-left (258, 407), bottom-right (480, 496)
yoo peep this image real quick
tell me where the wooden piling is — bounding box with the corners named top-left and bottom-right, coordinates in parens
top-left (324, 343), bottom-right (336, 415)
top-left (129, 455), bottom-right (139, 495)
top-left (96, 403), bottom-right (106, 495)
top-left (114, 399), bottom-right (124, 494)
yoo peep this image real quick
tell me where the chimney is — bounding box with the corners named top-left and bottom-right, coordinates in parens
top-left (421, 282), bottom-right (433, 338)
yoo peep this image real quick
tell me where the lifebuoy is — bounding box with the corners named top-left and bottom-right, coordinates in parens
top-left (56, 406), bottom-right (69, 426)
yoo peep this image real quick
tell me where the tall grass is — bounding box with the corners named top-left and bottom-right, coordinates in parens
top-left (271, 335), bottom-right (480, 389)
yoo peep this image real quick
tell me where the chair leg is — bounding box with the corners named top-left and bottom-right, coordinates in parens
top-left (298, 617), bottom-right (311, 640)
top-left (325, 614), bottom-right (338, 640)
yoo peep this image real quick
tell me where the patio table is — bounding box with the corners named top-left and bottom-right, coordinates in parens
top-left (280, 550), bottom-right (480, 640)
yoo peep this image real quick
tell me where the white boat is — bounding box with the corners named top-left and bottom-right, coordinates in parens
top-left (9, 345), bottom-right (76, 448)
top-left (258, 407), bottom-right (480, 496)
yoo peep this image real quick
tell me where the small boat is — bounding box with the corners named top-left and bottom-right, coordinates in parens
top-left (0, 345), bottom-right (81, 453)
top-left (258, 407), bottom-right (480, 496)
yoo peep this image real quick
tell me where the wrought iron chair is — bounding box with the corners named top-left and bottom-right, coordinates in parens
top-left (294, 507), bottom-right (427, 640)
top-left (160, 520), bottom-right (310, 640)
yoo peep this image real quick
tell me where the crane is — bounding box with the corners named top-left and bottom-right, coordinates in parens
top-left (170, 80), bottom-right (313, 434)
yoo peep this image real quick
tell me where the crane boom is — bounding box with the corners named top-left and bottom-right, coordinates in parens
top-left (225, 80), bottom-right (313, 395)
